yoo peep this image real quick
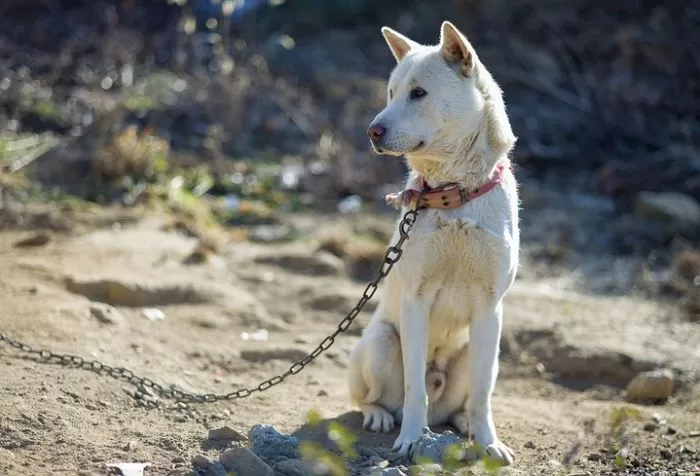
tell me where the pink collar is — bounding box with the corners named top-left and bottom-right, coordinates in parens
top-left (386, 161), bottom-right (509, 210)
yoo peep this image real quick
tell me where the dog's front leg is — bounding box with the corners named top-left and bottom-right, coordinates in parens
top-left (467, 300), bottom-right (514, 464)
top-left (392, 290), bottom-right (433, 456)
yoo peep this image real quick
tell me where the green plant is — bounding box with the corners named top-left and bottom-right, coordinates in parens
top-left (607, 406), bottom-right (643, 469)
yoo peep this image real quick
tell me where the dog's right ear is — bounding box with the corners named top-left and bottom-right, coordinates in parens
top-left (381, 27), bottom-right (419, 63)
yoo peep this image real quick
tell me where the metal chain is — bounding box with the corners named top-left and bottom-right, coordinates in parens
top-left (0, 208), bottom-right (420, 405)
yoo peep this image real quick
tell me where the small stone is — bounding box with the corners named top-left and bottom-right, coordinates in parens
top-left (105, 463), bottom-right (151, 476)
top-left (142, 308), bottom-right (165, 321)
top-left (625, 369), bottom-right (675, 403)
top-left (29, 285), bottom-right (46, 295)
top-left (587, 453), bottom-right (601, 462)
top-left (208, 425), bottom-right (247, 441)
top-left (659, 448), bottom-right (673, 460)
top-left (524, 441), bottom-right (536, 449)
top-left (219, 447), bottom-right (273, 476)
top-left (192, 454), bottom-right (212, 468)
top-left (90, 303), bottom-right (123, 325)
top-left (317, 389), bottom-right (328, 397)
top-left (643, 422), bottom-right (658, 432)
top-left (667, 426), bottom-right (678, 435)
top-left (248, 424), bottom-right (300, 465)
top-left (377, 468), bottom-right (407, 476)
top-left (651, 413), bottom-right (667, 425)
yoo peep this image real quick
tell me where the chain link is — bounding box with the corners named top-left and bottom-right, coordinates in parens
top-left (0, 208), bottom-right (420, 405)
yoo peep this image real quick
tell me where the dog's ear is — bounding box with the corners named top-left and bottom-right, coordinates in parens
top-left (381, 26), bottom-right (420, 63)
top-left (439, 21), bottom-right (475, 77)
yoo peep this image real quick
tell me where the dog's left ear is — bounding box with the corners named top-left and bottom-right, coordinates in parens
top-left (439, 21), bottom-right (475, 77)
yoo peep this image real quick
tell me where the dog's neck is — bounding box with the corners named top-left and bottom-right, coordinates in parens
top-left (405, 122), bottom-right (509, 192)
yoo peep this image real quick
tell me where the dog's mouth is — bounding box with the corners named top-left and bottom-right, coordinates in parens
top-left (371, 141), bottom-right (425, 156)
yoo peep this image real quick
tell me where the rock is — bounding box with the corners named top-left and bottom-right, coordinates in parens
top-left (219, 447), bottom-right (274, 476)
top-left (207, 425), bottom-right (246, 441)
top-left (410, 428), bottom-right (463, 464)
top-left (254, 252), bottom-right (344, 276)
top-left (635, 192), bottom-right (700, 231)
top-left (524, 441), bottom-right (536, 449)
top-left (272, 458), bottom-right (316, 476)
top-left (625, 369), bottom-right (675, 403)
top-left (248, 424), bottom-right (300, 465)
top-left (191, 455), bottom-right (228, 476)
top-left (90, 303), bottom-right (123, 325)
top-left (192, 454), bottom-right (212, 468)
top-left (13, 232), bottom-right (52, 248)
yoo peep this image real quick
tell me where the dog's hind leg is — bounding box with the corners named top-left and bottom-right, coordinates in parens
top-left (428, 343), bottom-right (470, 428)
top-left (348, 317), bottom-right (404, 433)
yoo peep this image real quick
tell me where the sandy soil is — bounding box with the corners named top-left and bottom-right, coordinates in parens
top-left (1, 208), bottom-right (699, 476)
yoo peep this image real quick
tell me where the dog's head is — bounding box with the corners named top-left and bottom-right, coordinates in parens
top-left (368, 21), bottom-right (515, 171)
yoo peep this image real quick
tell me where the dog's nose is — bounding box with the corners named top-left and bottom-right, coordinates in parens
top-left (367, 124), bottom-right (386, 142)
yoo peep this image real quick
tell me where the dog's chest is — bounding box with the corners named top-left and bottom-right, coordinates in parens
top-left (396, 212), bottom-right (504, 296)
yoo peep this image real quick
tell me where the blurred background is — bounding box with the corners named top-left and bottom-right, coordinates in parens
top-left (0, 0), bottom-right (697, 314)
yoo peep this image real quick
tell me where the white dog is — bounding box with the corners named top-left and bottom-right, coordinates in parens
top-left (347, 21), bottom-right (519, 464)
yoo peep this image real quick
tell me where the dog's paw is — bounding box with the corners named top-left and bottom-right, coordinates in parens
top-left (362, 404), bottom-right (395, 433)
top-left (391, 424), bottom-right (426, 456)
top-left (470, 419), bottom-right (515, 466)
top-left (481, 440), bottom-right (515, 466)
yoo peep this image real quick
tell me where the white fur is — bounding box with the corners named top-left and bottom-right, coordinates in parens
top-left (348, 21), bottom-right (519, 464)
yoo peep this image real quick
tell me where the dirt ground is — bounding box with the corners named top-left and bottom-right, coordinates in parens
top-left (1, 204), bottom-right (699, 476)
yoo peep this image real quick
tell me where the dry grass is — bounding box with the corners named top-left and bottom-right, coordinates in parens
top-left (671, 249), bottom-right (700, 320)
top-left (94, 126), bottom-right (169, 182)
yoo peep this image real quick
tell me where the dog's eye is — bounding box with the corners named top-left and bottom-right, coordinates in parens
top-left (409, 87), bottom-right (427, 99)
